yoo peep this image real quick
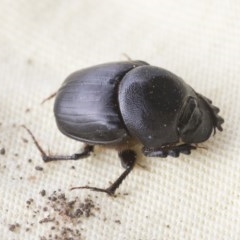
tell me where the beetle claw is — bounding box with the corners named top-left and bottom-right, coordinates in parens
top-left (70, 186), bottom-right (115, 196)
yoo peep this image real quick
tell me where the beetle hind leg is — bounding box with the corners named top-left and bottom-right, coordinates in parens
top-left (142, 144), bottom-right (197, 158)
top-left (70, 149), bottom-right (136, 196)
top-left (42, 145), bottom-right (94, 162)
top-left (22, 125), bottom-right (94, 162)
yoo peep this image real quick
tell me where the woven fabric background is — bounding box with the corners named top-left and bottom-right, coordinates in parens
top-left (1, 1), bottom-right (240, 239)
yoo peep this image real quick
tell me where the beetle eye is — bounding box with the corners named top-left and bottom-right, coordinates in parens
top-left (178, 97), bottom-right (202, 134)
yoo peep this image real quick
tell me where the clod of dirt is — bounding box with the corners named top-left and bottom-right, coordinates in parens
top-left (35, 166), bottom-right (44, 171)
top-left (26, 190), bottom-right (100, 240)
top-left (0, 148), bottom-right (5, 155)
top-left (9, 223), bottom-right (20, 232)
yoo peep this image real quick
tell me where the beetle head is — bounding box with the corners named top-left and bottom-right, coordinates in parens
top-left (178, 95), bottom-right (224, 143)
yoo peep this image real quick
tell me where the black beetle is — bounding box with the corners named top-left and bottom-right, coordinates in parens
top-left (25, 60), bottom-right (224, 195)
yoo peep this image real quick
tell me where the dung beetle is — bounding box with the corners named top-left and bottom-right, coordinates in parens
top-left (25, 60), bottom-right (224, 195)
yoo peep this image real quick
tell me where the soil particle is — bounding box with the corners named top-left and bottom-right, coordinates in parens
top-left (9, 223), bottom-right (20, 232)
top-left (0, 148), bottom-right (5, 155)
top-left (26, 190), bottom-right (99, 240)
top-left (35, 166), bottom-right (44, 171)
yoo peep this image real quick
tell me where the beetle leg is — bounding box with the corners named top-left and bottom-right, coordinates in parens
top-left (142, 144), bottom-right (197, 158)
top-left (41, 91), bottom-right (57, 104)
top-left (122, 53), bottom-right (132, 61)
top-left (70, 149), bottom-right (136, 196)
top-left (22, 125), bottom-right (94, 162)
top-left (41, 145), bottom-right (94, 162)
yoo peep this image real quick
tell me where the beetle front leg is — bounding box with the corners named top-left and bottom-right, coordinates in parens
top-left (142, 144), bottom-right (197, 158)
top-left (71, 149), bottom-right (136, 196)
top-left (22, 125), bottom-right (94, 162)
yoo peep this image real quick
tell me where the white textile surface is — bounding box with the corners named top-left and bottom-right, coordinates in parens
top-left (1, 1), bottom-right (240, 239)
